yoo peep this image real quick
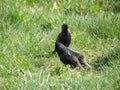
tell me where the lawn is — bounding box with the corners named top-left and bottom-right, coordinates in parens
top-left (0, 0), bottom-right (120, 90)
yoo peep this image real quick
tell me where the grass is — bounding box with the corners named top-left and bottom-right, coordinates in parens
top-left (0, 0), bottom-right (120, 90)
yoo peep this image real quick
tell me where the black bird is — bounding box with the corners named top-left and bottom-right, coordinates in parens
top-left (55, 42), bottom-right (91, 69)
top-left (55, 42), bottom-right (80, 69)
top-left (53, 24), bottom-right (71, 54)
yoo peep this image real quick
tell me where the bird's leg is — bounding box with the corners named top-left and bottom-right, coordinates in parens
top-left (70, 65), bottom-right (75, 69)
top-left (72, 56), bottom-right (84, 70)
top-left (76, 60), bottom-right (84, 70)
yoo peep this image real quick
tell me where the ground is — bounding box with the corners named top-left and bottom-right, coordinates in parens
top-left (0, 0), bottom-right (120, 90)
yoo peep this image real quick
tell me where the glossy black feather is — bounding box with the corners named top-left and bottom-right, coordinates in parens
top-left (53, 24), bottom-right (71, 53)
top-left (55, 42), bottom-right (83, 69)
top-left (56, 42), bottom-right (91, 69)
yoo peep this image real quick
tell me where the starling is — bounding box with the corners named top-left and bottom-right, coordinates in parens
top-left (55, 42), bottom-right (83, 69)
top-left (55, 42), bottom-right (91, 69)
top-left (53, 24), bottom-right (71, 54)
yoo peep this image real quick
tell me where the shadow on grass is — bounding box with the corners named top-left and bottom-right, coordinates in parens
top-left (33, 53), bottom-right (58, 68)
top-left (93, 48), bottom-right (120, 71)
top-left (113, 79), bottom-right (120, 90)
top-left (32, 50), bottom-right (58, 59)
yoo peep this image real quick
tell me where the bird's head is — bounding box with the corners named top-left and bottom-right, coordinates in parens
top-left (62, 24), bottom-right (68, 33)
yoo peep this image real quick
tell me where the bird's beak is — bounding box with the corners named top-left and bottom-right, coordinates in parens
top-left (68, 25), bottom-right (72, 29)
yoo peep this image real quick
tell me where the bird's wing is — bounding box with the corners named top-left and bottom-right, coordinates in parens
top-left (56, 33), bottom-right (62, 42)
top-left (64, 50), bottom-right (79, 63)
top-left (69, 49), bottom-right (84, 59)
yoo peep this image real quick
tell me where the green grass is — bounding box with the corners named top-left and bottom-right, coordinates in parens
top-left (0, 0), bottom-right (120, 90)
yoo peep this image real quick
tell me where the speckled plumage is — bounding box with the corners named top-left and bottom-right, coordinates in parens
top-left (56, 42), bottom-right (91, 70)
top-left (55, 42), bottom-right (83, 69)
